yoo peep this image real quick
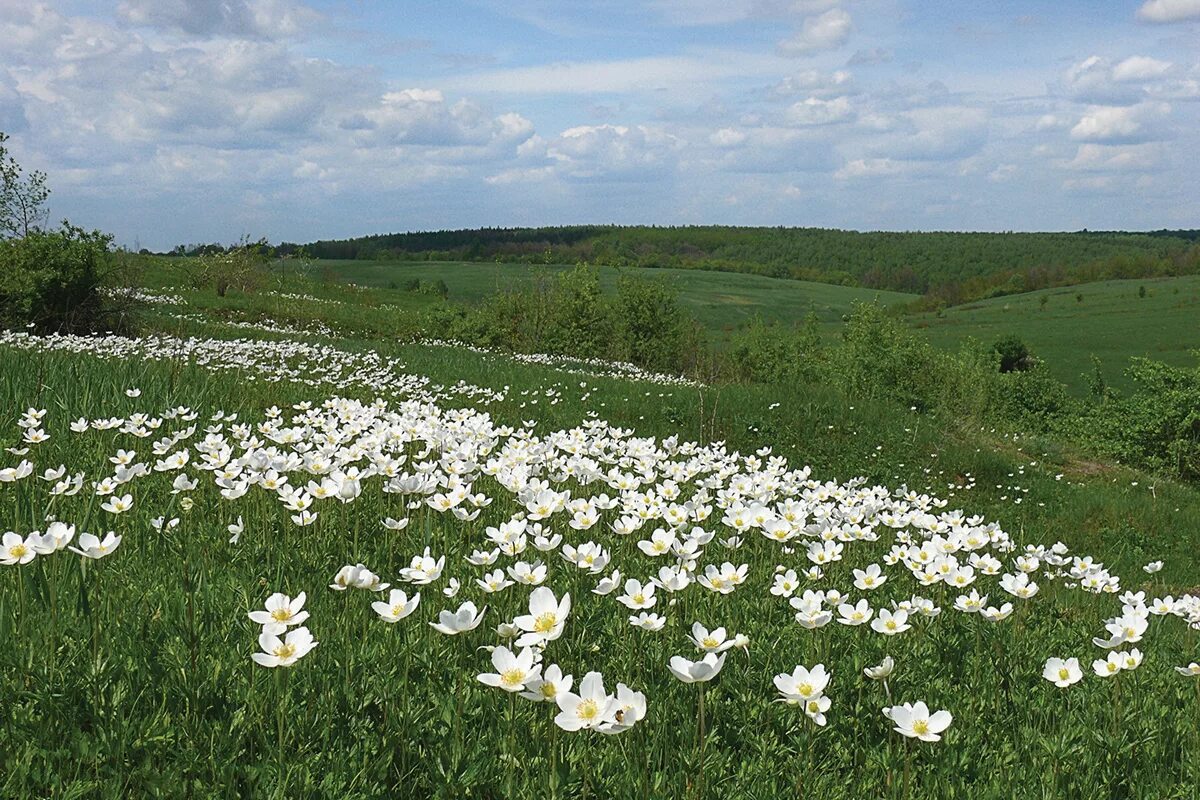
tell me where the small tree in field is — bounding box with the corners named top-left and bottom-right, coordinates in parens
top-left (0, 132), bottom-right (50, 239)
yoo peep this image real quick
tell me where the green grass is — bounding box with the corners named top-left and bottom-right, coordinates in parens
top-left (308, 259), bottom-right (916, 342)
top-left (2, 280), bottom-right (1200, 797)
top-left (913, 276), bottom-right (1200, 394)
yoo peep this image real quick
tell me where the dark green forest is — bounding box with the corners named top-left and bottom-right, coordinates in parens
top-left (264, 226), bottom-right (1200, 306)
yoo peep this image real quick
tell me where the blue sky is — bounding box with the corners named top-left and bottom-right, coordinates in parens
top-left (1, 0), bottom-right (1198, 248)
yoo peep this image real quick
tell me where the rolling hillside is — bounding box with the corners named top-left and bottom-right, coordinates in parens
top-left (913, 275), bottom-right (1200, 393)
top-left (306, 259), bottom-right (916, 341)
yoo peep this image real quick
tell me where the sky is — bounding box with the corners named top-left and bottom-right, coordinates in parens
top-left (1, 0), bottom-right (1198, 249)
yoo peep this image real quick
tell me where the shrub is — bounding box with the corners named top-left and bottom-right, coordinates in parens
top-left (0, 224), bottom-right (120, 333)
top-left (992, 334), bottom-right (1035, 373)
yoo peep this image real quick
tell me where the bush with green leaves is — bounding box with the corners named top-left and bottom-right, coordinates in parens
top-left (1075, 356), bottom-right (1200, 481)
top-left (0, 223), bottom-right (118, 333)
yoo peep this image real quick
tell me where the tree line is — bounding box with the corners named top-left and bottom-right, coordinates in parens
top-left (260, 225), bottom-right (1200, 307)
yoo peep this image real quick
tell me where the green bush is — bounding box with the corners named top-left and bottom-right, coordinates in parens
top-left (729, 314), bottom-right (823, 384)
top-left (0, 224), bottom-right (118, 333)
top-left (1074, 356), bottom-right (1200, 480)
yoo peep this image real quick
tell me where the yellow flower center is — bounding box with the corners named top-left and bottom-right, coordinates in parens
top-left (534, 612), bottom-right (558, 633)
top-left (576, 699), bottom-right (599, 720)
top-left (912, 720), bottom-right (929, 735)
top-left (271, 608), bottom-right (293, 622)
top-left (806, 700), bottom-right (820, 714)
top-left (798, 683), bottom-right (813, 697)
top-left (10, 544), bottom-right (28, 558)
top-left (500, 668), bottom-right (526, 687)
top-left (702, 636), bottom-right (719, 648)
top-left (1058, 668), bottom-right (1070, 680)
top-left (540, 683), bottom-right (557, 699)
top-left (886, 621), bottom-right (897, 630)
top-left (274, 642), bottom-right (297, 660)
top-left (632, 593), bottom-right (645, 604)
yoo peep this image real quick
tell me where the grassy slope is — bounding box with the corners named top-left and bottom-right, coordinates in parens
top-left (309, 259), bottom-right (916, 341)
top-left (2, 283), bottom-right (1200, 797)
top-left (913, 275), bottom-right (1200, 394)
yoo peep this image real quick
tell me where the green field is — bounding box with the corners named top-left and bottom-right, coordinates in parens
top-left (913, 276), bottom-right (1200, 393)
top-left (301, 259), bottom-right (1199, 393)
top-left (308, 259), bottom-right (916, 340)
top-left (3, 270), bottom-right (1200, 798)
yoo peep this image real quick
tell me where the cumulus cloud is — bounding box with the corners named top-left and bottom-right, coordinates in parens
top-left (1136, 0), bottom-right (1200, 22)
top-left (769, 69), bottom-right (852, 98)
top-left (491, 124), bottom-right (684, 183)
top-left (867, 107), bottom-right (989, 161)
top-left (1065, 142), bottom-right (1162, 171)
top-left (834, 157), bottom-right (908, 180)
top-left (1069, 103), bottom-right (1170, 143)
top-left (1112, 55), bottom-right (1173, 81)
top-left (777, 9), bottom-right (852, 56)
top-left (116, 0), bottom-right (320, 39)
top-left (785, 96), bottom-right (853, 126)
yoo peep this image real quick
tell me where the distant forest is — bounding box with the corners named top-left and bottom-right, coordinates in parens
top-left (262, 226), bottom-right (1200, 306)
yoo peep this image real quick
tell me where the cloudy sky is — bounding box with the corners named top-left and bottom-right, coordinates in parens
top-left (1, 0), bottom-right (1198, 249)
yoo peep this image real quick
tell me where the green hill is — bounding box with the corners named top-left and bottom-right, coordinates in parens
top-left (306, 259), bottom-right (916, 342)
top-left (913, 275), bottom-right (1200, 393)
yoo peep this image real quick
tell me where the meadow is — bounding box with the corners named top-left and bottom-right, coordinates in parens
top-left (2, 277), bottom-right (1200, 799)
top-left (913, 275), bottom-right (1200, 394)
top-left (305, 259), bottom-right (916, 342)
top-left (280, 258), bottom-right (1200, 393)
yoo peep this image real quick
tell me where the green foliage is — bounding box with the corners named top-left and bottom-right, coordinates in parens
top-left (188, 238), bottom-right (271, 297)
top-left (993, 334), bottom-right (1035, 373)
top-left (729, 314), bottom-right (823, 383)
top-left (1076, 356), bottom-right (1200, 481)
top-left (0, 223), bottom-right (117, 333)
top-left (615, 271), bottom-right (693, 372)
top-left (291, 224), bottom-right (1200, 305)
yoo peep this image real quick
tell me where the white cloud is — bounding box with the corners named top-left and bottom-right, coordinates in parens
top-left (116, 0), bottom-right (320, 39)
top-left (494, 123), bottom-right (684, 183)
top-left (1137, 0), bottom-right (1200, 22)
top-left (1069, 103), bottom-right (1170, 143)
top-left (1065, 143), bottom-right (1162, 171)
top-left (769, 69), bottom-right (852, 98)
top-left (710, 127), bottom-right (748, 147)
top-left (1112, 55), bottom-right (1173, 81)
top-left (834, 157), bottom-right (907, 180)
top-left (867, 107), bottom-right (989, 161)
top-left (777, 9), bottom-right (852, 57)
top-left (785, 95), bottom-right (853, 126)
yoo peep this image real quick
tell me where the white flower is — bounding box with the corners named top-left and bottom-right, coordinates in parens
top-left (870, 608), bottom-right (911, 636)
top-left (251, 626), bottom-right (318, 668)
top-left (248, 592), bottom-right (310, 635)
top-left (630, 612), bottom-right (666, 631)
top-left (429, 601), bottom-right (487, 635)
top-left (522, 663), bottom-right (573, 702)
top-left (478, 646), bottom-right (541, 692)
top-left (688, 622), bottom-right (735, 653)
top-left (1042, 657), bottom-right (1083, 687)
top-left (100, 493), bottom-right (134, 514)
top-left (554, 671), bottom-right (618, 731)
top-left (371, 590), bottom-right (421, 622)
top-left (884, 701), bottom-right (952, 742)
top-left (668, 652), bottom-right (726, 683)
top-left (68, 532), bottom-right (122, 560)
top-left (864, 656), bottom-right (895, 680)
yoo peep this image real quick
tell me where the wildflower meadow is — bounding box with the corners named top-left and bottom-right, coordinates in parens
top-left (1, 307), bottom-right (1198, 799)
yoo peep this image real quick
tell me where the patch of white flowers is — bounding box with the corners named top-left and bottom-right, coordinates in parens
top-left (4, 382), bottom-right (1200, 744)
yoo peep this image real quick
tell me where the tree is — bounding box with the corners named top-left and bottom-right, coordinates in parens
top-left (0, 132), bottom-right (51, 239)
top-left (993, 334), bottom-right (1035, 373)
